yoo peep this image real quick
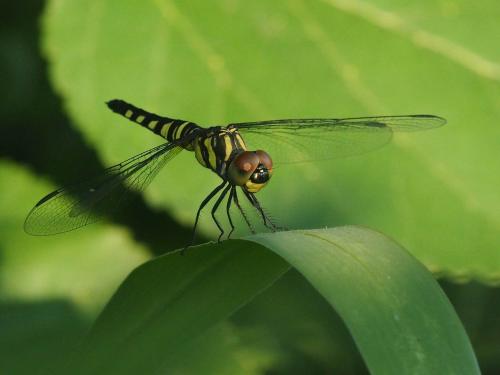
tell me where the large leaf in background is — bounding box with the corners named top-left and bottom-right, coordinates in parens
top-left (65, 227), bottom-right (479, 374)
top-left (42, 0), bottom-right (500, 281)
top-left (0, 161), bottom-right (148, 374)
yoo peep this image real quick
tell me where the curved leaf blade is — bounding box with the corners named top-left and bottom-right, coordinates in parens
top-left (246, 227), bottom-right (480, 375)
top-left (66, 227), bottom-right (478, 374)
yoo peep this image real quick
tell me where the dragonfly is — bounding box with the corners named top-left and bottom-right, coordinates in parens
top-left (24, 99), bottom-right (445, 245)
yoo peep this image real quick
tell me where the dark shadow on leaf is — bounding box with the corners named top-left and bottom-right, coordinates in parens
top-left (0, 1), bottom-right (200, 255)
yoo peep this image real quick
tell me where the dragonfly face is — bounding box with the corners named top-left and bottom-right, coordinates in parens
top-left (227, 150), bottom-right (273, 193)
top-left (24, 98), bottom-right (446, 249)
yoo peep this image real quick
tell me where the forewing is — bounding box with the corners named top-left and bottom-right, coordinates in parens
top-left (24, 143), bottom-right (182, 235)
top-left (233, 115), bottom-right (445, 165)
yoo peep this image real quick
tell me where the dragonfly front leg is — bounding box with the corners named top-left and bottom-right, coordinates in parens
top-left (243, 190), bottom-right (279, 232)
top-left (233, 188), bottom-right (255, 234)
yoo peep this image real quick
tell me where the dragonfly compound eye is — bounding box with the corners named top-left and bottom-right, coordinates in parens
top-left (244, 150), bottom-right (273, 193)
top-left (228, 151), bottom-right (260, 186)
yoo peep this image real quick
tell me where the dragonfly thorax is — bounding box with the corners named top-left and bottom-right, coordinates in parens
top-left (190, 125), bottom-right (275, 192)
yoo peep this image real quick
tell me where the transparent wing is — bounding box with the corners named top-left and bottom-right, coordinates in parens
top-left (25, 143), bottom-right (182, 235)
top-left (232, 115), bottom-right (445, 165)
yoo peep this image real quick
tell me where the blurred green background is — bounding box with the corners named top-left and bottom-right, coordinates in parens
top-left (1, 0), bottom-right (499, 374)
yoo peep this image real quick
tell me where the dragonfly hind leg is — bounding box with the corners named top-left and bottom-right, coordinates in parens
top-left (211, 184), bottom-right (231, 242)
top-left (185, 180), bottom-right (227, 252)
top-left (225, 187), bottom-right (235, 240)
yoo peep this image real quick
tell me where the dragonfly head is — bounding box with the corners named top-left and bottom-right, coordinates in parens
top-left (228, 150), bottom-right (273, 193)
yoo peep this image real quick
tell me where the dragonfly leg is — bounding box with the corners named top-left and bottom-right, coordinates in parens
top-left (243, 190), bottom-right (279, 232)
top-left (233, 188), bottom-right (255, 234)
top-left (225, 187), bottom-right (235, 240)
top-left (211, 184), bottom-right (231, 243)
top-left (184, 180), bottom-right (227, 253)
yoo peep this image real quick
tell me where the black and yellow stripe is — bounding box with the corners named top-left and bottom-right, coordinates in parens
top-left (107, 99), bottom-right (200, 148)
top-left (107, 99), bottom-right (248, 179)
top-left (193, 127), bottom-right (247, 177)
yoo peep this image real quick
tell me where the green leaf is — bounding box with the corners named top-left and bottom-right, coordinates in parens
top-left (42, 0), bottom-right (500, 282)
top-left (0, 161), bottom-right (148, 313)
top-left (248, 227), bottom-right (480, 375)
top-left (161, 322), bottom-right (279, 375)
top-left (67, 227), bottom-right (478, 375)
top-left (64, 240), bottom-right (289, 374)
top-left (0, 299), bottom-right (88, 375)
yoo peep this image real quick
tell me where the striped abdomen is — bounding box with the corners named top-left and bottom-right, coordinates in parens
top-left (193, 127), bottom-right (247, 178)
top-left (107, 99), bottom-right (200, 149)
